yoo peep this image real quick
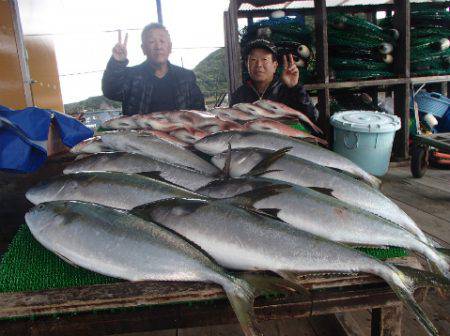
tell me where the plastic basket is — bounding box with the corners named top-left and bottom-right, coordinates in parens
top-left (415, 91), bottom-right (450, 118)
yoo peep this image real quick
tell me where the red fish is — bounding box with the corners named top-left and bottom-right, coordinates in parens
top-left (254, 99), bottom-right (323, 135)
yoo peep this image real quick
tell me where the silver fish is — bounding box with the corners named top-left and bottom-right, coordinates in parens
top-left (197, 180), bottom-right (449, 279)
top-left (71, 136), bottom-right (114, 154)
top-left (211, 147), bottom-right (428, 244)
top-left (132, 197), bottom-right (445, 336)
top-left (26, 172), bottom-right (203, 210)
top-left (194, 131), bottom-right (380, 189)
top-left (101, 131), bottom-right (219, 175)
top-left (63, 152), bottom-right (216, 191)
top-left (25, 201), bottom-right (262, 336)
top-left (102, 115), bottom-right (138, 130)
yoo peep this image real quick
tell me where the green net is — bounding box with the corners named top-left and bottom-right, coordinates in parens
top-left (0, 225), bottom-right (119, 293)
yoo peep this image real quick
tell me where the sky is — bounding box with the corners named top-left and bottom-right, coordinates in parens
top-left (18, 0), bottom-right (231, 104)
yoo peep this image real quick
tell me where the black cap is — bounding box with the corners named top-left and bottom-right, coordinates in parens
top-left (244, 39), bottom-right (277, 57)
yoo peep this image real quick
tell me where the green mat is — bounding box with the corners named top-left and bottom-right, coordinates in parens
top-left (0, 225), bottom-right (119, 293)
top-left (0, 223), bottom-right (407, 294)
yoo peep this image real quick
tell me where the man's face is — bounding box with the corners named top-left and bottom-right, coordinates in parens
top-left (247, 48), bottom-right (278, 85)
top-left (142, 28), bottom-right (172, 65)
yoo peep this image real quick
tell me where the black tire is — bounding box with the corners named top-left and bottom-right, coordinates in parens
top-left (411, 142), bottom-right (429, 178)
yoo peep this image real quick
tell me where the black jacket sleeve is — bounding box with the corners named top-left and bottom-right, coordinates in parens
top-left (101, 57), bottom-right (129, 102)
top-left (187, 72), bottom-right (206, 111)
top-left (283, 84), bottom-right (319, 122)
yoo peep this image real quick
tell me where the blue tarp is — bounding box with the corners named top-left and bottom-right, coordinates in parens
top-left (0, 105), bottom-right (93, 173)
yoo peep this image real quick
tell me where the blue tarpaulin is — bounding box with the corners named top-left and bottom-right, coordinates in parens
top-left (0, 105), bottom-right (93, 173)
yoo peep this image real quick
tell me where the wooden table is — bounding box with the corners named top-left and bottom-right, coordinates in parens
top-left (0, 257), bottom-right (426, 336)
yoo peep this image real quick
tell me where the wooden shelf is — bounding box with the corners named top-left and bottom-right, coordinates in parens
top-left (225, 0), bottom-right (450, 160)
top-left (410, 75), bottom-right (450, 85)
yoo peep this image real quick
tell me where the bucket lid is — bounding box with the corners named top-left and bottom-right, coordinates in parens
top-left (330, 110), bottom-right (401, 133)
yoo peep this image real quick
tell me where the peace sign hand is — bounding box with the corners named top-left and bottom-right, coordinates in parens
top-left (112, 30), bottom-right (128, 62)
top-left (281, 54), bottom-right (299, 88)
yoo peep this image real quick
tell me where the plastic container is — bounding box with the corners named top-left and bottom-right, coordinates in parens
top-left (415, 91), bottom-right (450, 118)
top-left (330, 110), bottom-right (401, 176)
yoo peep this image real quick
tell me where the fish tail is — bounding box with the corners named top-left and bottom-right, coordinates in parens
top-left (419, 244), bottom-right (450, 280)
top-left (223, 276), bottom-right (263, 336)
top-left (387, 264), bottom-right (447, 336)
top-left (363, 172), bottom-right (382, 189)
top-left (240, 272), bottom-right (311, 300)
top-left (309, 122), bottom-right (324, 135)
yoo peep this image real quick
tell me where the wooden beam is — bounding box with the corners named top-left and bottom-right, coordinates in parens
top-left (313, 0), bottom-right (331, 144)
top-left (223, 11), bottom-right (233, 98)
top-left (0, 284), bottom-right (401, 336)
top-left (328, 78), bottom-right (407, 90)
top-left (371, 304), bottom-right (403, 336)
top-left (410, 75), bottom-right (450, 85)
top-left (393, 0), bottom-right (410, 78)
top-left (228, 0), bottom-right (243, 94)
top-left (10, 0), bottom-right (33, 106)
top-left (392, 0), bottom-right (411, 161)
top-left (393, 84), bottom-right (410, 160)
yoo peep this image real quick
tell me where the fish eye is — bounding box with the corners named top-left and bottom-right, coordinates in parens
top-left (37, 204), bottom-right (45, 210)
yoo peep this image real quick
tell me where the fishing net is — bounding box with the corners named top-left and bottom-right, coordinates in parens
top-left (327, 13), bottom-right (395, 81)
top-left (330, 58), bottom-right (389, 71)
top-left (380, 4), bottom-right (450, 76)
top-left (333, 70), bottom-right (394, 81)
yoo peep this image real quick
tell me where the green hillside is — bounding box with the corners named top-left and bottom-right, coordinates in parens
top-left (193, 47), bottom-right (229, 106)
top-left (64, 96), bottom-right (121, 115)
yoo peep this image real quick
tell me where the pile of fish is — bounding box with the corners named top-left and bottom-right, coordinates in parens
top-left (99, 100), bottom-right (325, 145)
top-left (25, 127), bottom-right (450, 336)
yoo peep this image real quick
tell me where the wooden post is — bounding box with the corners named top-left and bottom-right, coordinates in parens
top-left (314, 0), bottom-right (331, 144)
top-left (226, 0), bottom-right (242, 95)
top-left (392, 0), bottom-right (410, 160)
top-left (371, 304), bottom-right (403, 336)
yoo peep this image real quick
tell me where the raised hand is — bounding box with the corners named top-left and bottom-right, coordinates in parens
top-left (281, 54), bottom-right (299, 88)
top-left (112, 30), bottom-right (128, 62)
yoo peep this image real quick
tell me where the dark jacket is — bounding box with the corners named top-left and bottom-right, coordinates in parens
top-left (230, 79), bottom-right (318, 122)
top-left (102, 57), bottom-right (205, 115)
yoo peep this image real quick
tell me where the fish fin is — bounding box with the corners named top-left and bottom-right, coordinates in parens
top-left (54, 251), bottom-right (79, 268)
top-left (274, 271), bottom-right (312, 300)
top-left (387, 264), bottom-right (441, 336)
top-left (137, 171), bottom-right (164, 180)
top-left (393, 265), bottom-right (450, 293)
top-left (240, 272), bottom-right (311, 300)
top-left (254, 208), bottom-right (281, 219)
top-left (328, 167), bottom-right (381, 189)
top-left (230, 184), bottom-right (292, 208)
top-left (308, 187), bottom-right (338, 199)
top-left (245, 147), bottom-right (292, 177)
top-left (136, 171), bottom-right (186, 188)
top-left (247, 169), bottom-right (283, 177)
top-left (222, 142), bottom-right (232, 178)
top-left (224, 276), bottom-right (263, 336)
top-left (437, 247), bottom-right (450, 257)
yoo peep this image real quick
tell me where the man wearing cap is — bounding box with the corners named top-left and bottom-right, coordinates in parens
top-left (230, 39), bottom-right (318, 122)
top-left (102, 23), bottom-right (205, 115)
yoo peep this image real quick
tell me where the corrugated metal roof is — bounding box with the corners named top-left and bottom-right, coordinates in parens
top-left (238, 0), bottom-right (434, 11)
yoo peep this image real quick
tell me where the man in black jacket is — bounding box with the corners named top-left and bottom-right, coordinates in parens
top-left (230, 39), bottom-right (318, 122)
top-left (102, 23), bottom-right (205, 115)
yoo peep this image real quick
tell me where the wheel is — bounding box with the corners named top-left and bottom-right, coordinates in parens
top-left (411, 142), bottom-right (429, 178)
